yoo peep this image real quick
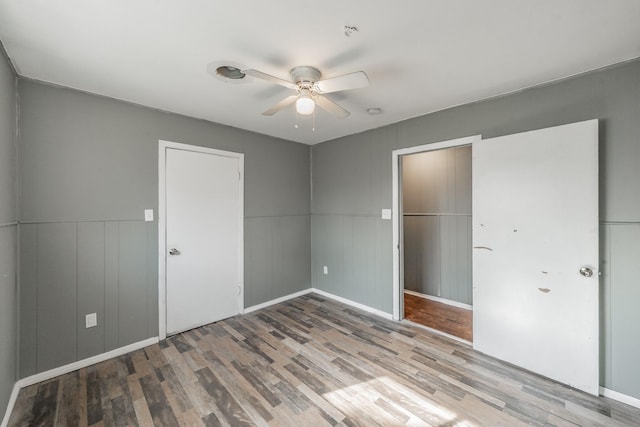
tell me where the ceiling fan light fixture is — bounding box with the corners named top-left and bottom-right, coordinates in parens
top-left (296, 95), bottom-right (315, 115)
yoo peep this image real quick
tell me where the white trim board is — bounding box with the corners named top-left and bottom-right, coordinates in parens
top-left (16, 337), bottom-right (158, 388)
top-left (244, 289), bottom-right (313, 314)
top-left (1, 383), bottom-right (20, 427)
top-left (311, 288), bottom-right (393, 320)
top-left (1, 337), bottom-right (158, 427)
top-left (158, 140), bottom-right (244, 340)
top-left (404, 289), bottom-right (473, 311)
top-left (244, 288), bottom-right (393, 320)
top-left (392, 134), bottom-right (481, 321)
top-left (600, 387), bottom-right (640, 409)
top-left (242, 288), bottom-right (394, 321)
top-left (402, 319), bottom-right (472, 346)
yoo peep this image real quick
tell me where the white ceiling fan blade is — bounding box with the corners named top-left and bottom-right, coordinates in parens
top-left (315, 95), bottom-right (350, 118)
top-left (262, 95), bottom-right (298, 116)
top-left (315, 71), bottom-right (369, 94)
top-left (243, 69), bottom-right (297, 90)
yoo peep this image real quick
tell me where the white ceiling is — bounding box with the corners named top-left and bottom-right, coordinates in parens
top-left (1, 1), bottom-right (639, 145)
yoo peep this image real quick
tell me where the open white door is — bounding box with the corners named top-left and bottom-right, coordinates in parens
top-left (472, 120), bottom-right (599, 395)
top-left (162, 143), bottom-right (243, 336)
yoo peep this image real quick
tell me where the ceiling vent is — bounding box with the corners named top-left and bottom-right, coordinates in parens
top-left (216, 66), bottom-right (245, 80)
top-left (207, 61), bottom-right (249, 84)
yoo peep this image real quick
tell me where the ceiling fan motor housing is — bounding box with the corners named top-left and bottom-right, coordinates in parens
top-left (290, 66), bottom-right (321, 88)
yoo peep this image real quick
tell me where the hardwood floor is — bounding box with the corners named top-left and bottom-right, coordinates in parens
top-left (404, 293), bottom-right (473, 342)
top-left (8, 294), bottom-right (639, 426)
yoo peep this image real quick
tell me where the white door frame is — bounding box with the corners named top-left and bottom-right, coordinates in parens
top-left (158, 140), bottom-right (244, 340)
top-left (391, 135), bottom-right (481, 320)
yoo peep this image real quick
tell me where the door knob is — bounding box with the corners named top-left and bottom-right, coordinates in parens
top-left (579, 267), bottom-right (593, 277)
top-left (169, 248), bottom-right (181, 256)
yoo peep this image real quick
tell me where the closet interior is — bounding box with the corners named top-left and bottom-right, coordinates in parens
top-left (402, 145), bottom-right (473, 341)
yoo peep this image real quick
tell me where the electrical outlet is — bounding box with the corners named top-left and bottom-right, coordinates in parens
top-left (85, 313), bottom-right (97, 328)
top-left (323, 266), bottom-right (328, 275)
top-left (144, 209), bottom-right (154, 222)
top-left (381, 209), bottom-right (392, 220)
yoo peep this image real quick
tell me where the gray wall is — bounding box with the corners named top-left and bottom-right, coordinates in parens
top-left (18, 80), bottom-right (310, 377)
top-left (402, 147), bottom-right (472, 304)
top-left (312, 128), bottom-right (394, 312)
top-left (0, 50), bottom-right (17, 417)
top-left (311, 59), bottom-right (640, 399)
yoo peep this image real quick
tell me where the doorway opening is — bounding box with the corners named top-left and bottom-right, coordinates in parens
top-left (401, 145), bottom-right (472, 341)
top-left (392, 135), bottom-right (479, 343)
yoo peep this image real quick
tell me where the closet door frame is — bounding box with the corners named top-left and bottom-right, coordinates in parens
top-left (391, 135), bottom-right (481, 321)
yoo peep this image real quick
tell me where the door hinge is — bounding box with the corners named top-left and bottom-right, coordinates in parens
top-left (238, 171), bottom-right (241, 181)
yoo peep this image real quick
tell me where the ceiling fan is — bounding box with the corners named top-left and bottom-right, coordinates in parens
top-left (243, 66), bottom-right (369, 118)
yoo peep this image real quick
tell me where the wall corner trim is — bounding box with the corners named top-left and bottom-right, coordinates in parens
top-left (1, 337), bottom-right (159, 426)
top-left (599, 386), bottom-right (640, 409)
top-left (311, 288), bottom-right (393, 320)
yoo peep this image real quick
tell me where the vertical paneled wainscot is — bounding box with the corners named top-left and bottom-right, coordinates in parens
top-left (19, 221), bottom-right (157, 377)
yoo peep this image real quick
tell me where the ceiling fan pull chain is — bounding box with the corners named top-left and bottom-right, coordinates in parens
top-left (312, 109), bottom-right (316, 132)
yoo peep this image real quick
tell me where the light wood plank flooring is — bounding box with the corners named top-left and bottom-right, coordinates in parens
top-left (404, 293), bottom-right (473, 342)
top-left (9, 294), bottom-right (640, 426)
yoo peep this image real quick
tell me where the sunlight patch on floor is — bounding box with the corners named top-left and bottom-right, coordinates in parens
top-left (322, 376), bottom-right (477, 426)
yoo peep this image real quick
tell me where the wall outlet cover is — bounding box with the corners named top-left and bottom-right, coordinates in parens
top-left (85, 313), bottom-right (97, 328)
top-left (144, 209), bottom-right (154, 221)
top-left (323, 266), bottom-right (329, 275)
top-left (381, 209), bottom-right (392, 220)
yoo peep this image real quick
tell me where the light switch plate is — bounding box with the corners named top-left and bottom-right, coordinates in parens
top-left (323, 266), bottom-right (328, 275)
top-left (144, 209), bottom-right (154, 221)
top-left (381, 209), bottom-right (392, 220)
top-left (85, 313), bottom-right (97, 328)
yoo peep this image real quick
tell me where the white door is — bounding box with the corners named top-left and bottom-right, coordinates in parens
top-left (165, 146), bottom-right (243, 335)
top-left (472, 120), bottom-right (599, 395)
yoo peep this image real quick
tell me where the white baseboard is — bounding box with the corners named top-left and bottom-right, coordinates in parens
top-left (243, 288), bottom-right (393, 321)
top-left (16, 337), bottom-right (158, 389)
top-left (243, 288), bottom-right (313, 314)
top-left (1, 383), bottom-right (21, 427)
top-left (2, 336), bottom-right (158, 427)
top-left (404, 289), bottom-right (473, 311)
top-left (402, 318), bottom-right (472, 346)
top-left (600, 386), bottom-right (640, 409)
top-left (311, 288), bottom-right (393, 320)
